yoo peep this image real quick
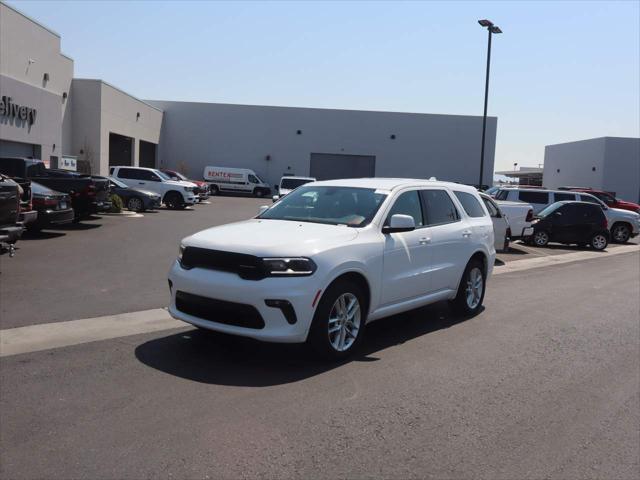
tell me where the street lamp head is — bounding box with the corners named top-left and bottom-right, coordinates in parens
top-left (478, 19), bottom-right (493, 27)
top-left (490, 26), bottom-right (502, 34)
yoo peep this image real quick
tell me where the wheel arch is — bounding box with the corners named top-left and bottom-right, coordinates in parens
top-left (323, 271), bottom-right (372, 318)
top-left (162, 189), bottom-right (182, 202)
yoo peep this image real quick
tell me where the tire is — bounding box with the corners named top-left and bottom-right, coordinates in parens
top-left (590, 232), bottom-right (608, 251)
top-left (308, 279), bottom-right (367, 360)
top-left (127, 196), bottom-right (145, 212)
top-left (611, 223), bottom-right (631, 243)
top-left (209, 185), bottom-right (219, 196)
top-left (532, 230), bottom-right (550, 247)
top-left (450, 259), bottom-right (486, 317)
top-left (253, 188), bottom-right (265, 198)
top-left (164, 191), bottom-right (183, 210)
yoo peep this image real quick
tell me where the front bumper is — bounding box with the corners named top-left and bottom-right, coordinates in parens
top-left (168, 261), bottom-right (320, 343)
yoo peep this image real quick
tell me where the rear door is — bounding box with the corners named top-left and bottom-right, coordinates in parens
top-left (552, 204), bottom-right (583, 243)
top-left (482, 196), bottom-right (506, 251)
top-left (115, 168), bottom-right (142, 188)
top-left (420, 189), bottom-right (467, 294)
top-left (381, 190), bottom-right (432, 305)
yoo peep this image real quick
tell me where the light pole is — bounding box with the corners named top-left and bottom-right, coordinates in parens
top-left (478, 19), bottom-right (502, 189)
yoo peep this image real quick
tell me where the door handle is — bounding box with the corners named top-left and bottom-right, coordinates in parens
top-left (419, 237), bottom-right (431, 245)
top-left (462, 230), bottom-right (472, 238)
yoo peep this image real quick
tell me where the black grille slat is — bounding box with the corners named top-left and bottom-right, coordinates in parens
top-left (181, 247), bottom-right (266, 280)
top-left (176, 291), bottom-right (265, 329)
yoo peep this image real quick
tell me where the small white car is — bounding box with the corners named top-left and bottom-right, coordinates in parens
top-left (273, 176), bottom-right (316, 202)
top-left (168, 178), bottom-right (496, 359)
top-left (110, 166), bottom-right (197, 209)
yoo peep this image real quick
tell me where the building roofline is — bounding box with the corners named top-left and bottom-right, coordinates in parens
top-left (1, 1), bottom-right (61, 38)
top-left (545, 136), bottom-right (640, 147)
top-left (73, 78), bottom-right (164, 113)
top-left (144, 99), bottom-right (497, 120)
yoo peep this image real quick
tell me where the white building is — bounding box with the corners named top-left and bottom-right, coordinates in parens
top-left (1, 1), bottom-right (497, 184)
top-left (543, 137), bottom-right (640, 202)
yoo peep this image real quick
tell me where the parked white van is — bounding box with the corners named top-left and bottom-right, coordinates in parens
top-left (203, 166), bottom-right (271, 197)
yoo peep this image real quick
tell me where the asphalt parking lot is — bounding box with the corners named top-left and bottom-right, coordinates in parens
top-left (1, 197), bottom-right (636, 329)
top-left (1, 196), bottom-right (639, 479)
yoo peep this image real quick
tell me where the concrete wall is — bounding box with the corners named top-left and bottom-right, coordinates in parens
top-left (148, 101), bottom-right (497, 188)
top-left (63, 79), bottom-right (163, 175)
top-left (544, 137), bottom-right (640, 202)
top-left (0, 1), bottom-right (73, 160)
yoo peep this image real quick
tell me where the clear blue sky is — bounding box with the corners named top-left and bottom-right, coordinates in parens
top-left (7, 0), bottom-right (640, 171)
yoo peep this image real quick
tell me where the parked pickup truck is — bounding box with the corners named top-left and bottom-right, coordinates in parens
top-left (0, 157), bottom-right (98, 221)
top-left (494, 200), bottom-right (534, 239)
top-left (0, 174), bottom-right (24, 256)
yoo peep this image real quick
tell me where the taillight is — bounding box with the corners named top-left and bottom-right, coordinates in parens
top-left (525, 209), bottom-right (533, 222)
top-left (33, 195), bottom-right (58, 207)
top-left (84, 184), bottom-right (97, 196)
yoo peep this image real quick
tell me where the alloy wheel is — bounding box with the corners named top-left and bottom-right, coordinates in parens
top-left (128, 197), bottom-right (143, 211)
top-left (327, 293), bottom-right (361, 352)
top-left (612, 225), bottom-right (630, 243)
top-left (534, 231), bottom-right (549, 246)
top-left (592, 234), bottom-right (607, 250)
top-left (465, 267), bottom-right (484, 309)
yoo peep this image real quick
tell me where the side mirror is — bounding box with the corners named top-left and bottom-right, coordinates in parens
top-left (258, 205), bottom-right (270, 215)
top-left (383, 214), bottom-right (416, 233)
top-left (272, 195), bottom-right (280, 203)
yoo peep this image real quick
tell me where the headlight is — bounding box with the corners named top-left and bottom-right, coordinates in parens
top-left (178, 244), bottom-right (185, 262)
top-left (184, 186), bottom-right (193, 192)
top-left (262, 257), bottom-right (316, 276)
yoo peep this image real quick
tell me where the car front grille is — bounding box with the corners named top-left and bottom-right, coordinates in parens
top-left (175, 291), bottom-right (265, 329)
top-left (180, 246), bottom-right (266, 280)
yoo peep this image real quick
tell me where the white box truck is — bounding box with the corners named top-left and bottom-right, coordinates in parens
top-left (203, 166), bottom-right (271, 197)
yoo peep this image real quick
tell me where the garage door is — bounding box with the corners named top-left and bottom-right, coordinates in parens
top-left (0, 140), bottom-right (39, 158)
top-left (309, 153), bottom-right (376, 181)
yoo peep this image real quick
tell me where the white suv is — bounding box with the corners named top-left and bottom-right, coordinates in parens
top-left (168, 178), bottom-right (496, 358)
top-left (110, 166), bottom-right (197, 209)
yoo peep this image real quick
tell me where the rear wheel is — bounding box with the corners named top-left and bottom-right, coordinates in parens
top-left (611, 223), bottom-right (631, 243)
top-left (532, 230), bottom-right (550, 247)
top-left (450, 259), bottom-right (485, 317)
top-left (127, 196), bottom-right (144, 212)
top-left (308, 280), bottom-right (366, 360)
top-left (164, 191), bottom-right (183, 210)
top-left (590, 232), bottom-right (608, 251)
top-left (253, 188), bottom-right (265, 198)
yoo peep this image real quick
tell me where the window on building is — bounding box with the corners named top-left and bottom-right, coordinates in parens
top-left (454, 191), bottom-right (487, 218)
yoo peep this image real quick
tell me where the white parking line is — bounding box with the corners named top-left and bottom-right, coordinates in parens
top-left (1, 245), bottom-right (638, 358)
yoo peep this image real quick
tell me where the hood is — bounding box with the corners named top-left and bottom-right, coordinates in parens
top-left (616, 199), bottom-right (640, 211)
top-left (184, 219), bottom-right (359, 257)
top-left (165, 180), bottom-right (197, 188)
top-left (610, 207), bottom-right (640, 220)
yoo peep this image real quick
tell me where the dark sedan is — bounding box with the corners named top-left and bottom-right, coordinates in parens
top-left (29, 181), bottom-right (74, 232)
top-left (108, 177), bottom-right (161, 212)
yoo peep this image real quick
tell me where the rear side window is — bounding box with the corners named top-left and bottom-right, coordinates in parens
top-left (421, 190), bottom-right (460, 225)
top-left (554, 192), bottom-right (577, 202)
top-left (385, 191), bottom-right (424, 227)
top-left (518, 191), bottom-right (549, 204)
top-left (118, 168), bottom-right (142, 179)
top-left (494, 190), bottom-right (510, 200)
top-left (579, 194), bottom-right (604, 207)
top-left (454, 191), bottom-right (486, 218)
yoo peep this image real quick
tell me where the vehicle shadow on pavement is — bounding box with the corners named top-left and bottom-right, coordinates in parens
top-left (21, 231), bottom-right (67, 240)
top-left (134, 302), bottom-right (476, 387)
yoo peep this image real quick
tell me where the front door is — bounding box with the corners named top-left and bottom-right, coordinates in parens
top-left (381, 190), bottom-right (432, 305)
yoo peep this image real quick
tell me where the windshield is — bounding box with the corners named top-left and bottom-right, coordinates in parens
top-left (260, 186), bottom-right (387, 227)
top-left (155, 170), bottom-right (171, 180)
top-left (108, 176), bottom-right (128, 188)
top-left (537, 202), bottom-right (562, 218)
top-left (168, 171), bottom-right (188, 181)
top-left (281, 178), bottom-right (314, 190)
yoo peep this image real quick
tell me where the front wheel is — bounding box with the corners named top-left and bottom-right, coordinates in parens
top-left (164, 192), bottom-right (183, 210)
top-left (532, 230), bottom-right (550, 247)
top-left (611, 223), bottom-right (631, 243)
top-left (450, 260), bottom-right (486, 317)
top-left (308, 280), bottom-right (366, 360)
top-left (590, 232), bottom-right (608, 251)
top-left (127, 196), bottom-right (145, 212)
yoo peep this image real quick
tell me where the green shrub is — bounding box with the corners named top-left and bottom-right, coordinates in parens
top-left (110, 194), bottom-right (124, 213)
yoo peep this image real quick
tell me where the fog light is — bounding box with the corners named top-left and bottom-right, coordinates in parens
top-left (265, 299), bottom-right (297, 324)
